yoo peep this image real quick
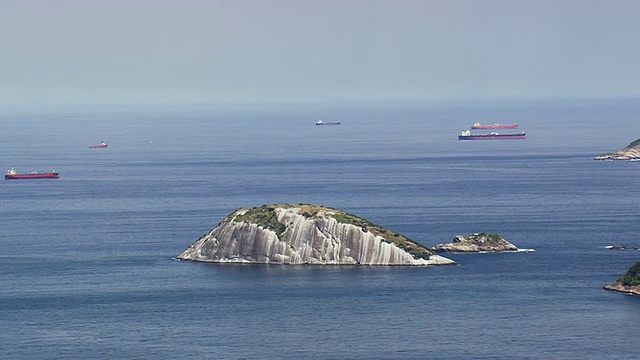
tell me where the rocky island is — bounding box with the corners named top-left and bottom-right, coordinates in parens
top-left (603, 261), bottom-right (640, 296)
top-left (605, 245), bottom-right (639, 251)
top-left (177, 204), bottom-right (456, 266)
top-left (431, 233), bottom-right (526, 253)
top-left (594, 138), bottom-right (640, 160)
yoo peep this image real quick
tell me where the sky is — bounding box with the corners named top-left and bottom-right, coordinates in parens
top-left (1, 0), bottom-right (639, 105)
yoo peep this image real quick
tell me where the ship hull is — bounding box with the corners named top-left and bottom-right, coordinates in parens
top-left (459, 133), bottom-right (526, 140)
top-left (5, 173), bottom-right (59, 180)
top-left (89, 145), bottom-right (107, 148)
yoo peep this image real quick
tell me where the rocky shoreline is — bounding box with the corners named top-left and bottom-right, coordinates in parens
top-left (431, 233), bottom-right (529, 253)
top-left (594, 138), bottom-right (640, 160)
top-left (605, 245), bottom-right (639, 251)
top-left (604, 261), bottom-right (640, 296)
top-left (603, 282), bottom-right (640, 296)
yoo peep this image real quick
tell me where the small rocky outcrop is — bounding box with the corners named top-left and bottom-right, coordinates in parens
top-left (177, 204), bottom-right (456, 266)
top-left (605, 245), bottom-right (639, 251)
top-left (604, 261), bottom-right (640, 296)
top-left (594, 138), bottom-right (640, 160)
top-left (431, 233), bottom-right (521, 253)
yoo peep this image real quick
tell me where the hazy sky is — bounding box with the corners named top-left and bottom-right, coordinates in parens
top-left (1, 0), bottom-right (639, 104)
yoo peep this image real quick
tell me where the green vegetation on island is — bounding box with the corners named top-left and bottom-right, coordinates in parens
top-left (225, 204), bottom-right (432, 260)
top-left (624, 138), bottom-right (640, 149)
top-left (617, 261), bottom-right (640, 287)
top-left (227, 205), bottom-right (287, 240)
top-left (471, 232), bottom-right (503, 244)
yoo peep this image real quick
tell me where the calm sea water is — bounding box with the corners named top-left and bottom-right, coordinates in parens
top-left (1, 99), bottom-right (639, 359)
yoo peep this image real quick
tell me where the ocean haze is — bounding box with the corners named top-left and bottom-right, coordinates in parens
top-left (3, 1), bottom-right (640, 356)
top-left (1, 0), bottom-right (640, 105)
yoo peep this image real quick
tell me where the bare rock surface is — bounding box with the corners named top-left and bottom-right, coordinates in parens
top-left (177, 204), bottom-right (455, 266)
top-left (603, 282), bottom-right (640, 296)
top-left (594, 138), bottom-right (640, 160)
top-left (431, 233), bottom-right (523, 253)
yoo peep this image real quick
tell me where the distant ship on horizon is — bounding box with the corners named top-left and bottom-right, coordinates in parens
top-left (458, 130), bottom-right (526, 140)
top-left (89, 141), bottom-right (107, 148)
top-left (5, 168), bottom-right (59, 180)
top-left (315, 119), bottom-right (341, 125)
top-left (471, 122), bottom-right (518, 129)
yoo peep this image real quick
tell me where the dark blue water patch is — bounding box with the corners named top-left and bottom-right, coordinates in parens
top-left (2, 102), bottom-right (640, 359)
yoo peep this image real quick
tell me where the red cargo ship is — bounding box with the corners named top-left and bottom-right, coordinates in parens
top-left (5, 168), bottom-right (60, 180)
top-left (471, 122), bottom-right (518, 129)
top-left (458, 130), bottom-right (526, 140)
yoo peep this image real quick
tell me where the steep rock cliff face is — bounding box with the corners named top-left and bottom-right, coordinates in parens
top-left (177, 205), bottom-right (455, 266)
top-left (594, 138), bottom-right (640, 160)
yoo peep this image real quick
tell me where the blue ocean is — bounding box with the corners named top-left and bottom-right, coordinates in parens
top-left (1, 99), bottom-right (639, 359)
